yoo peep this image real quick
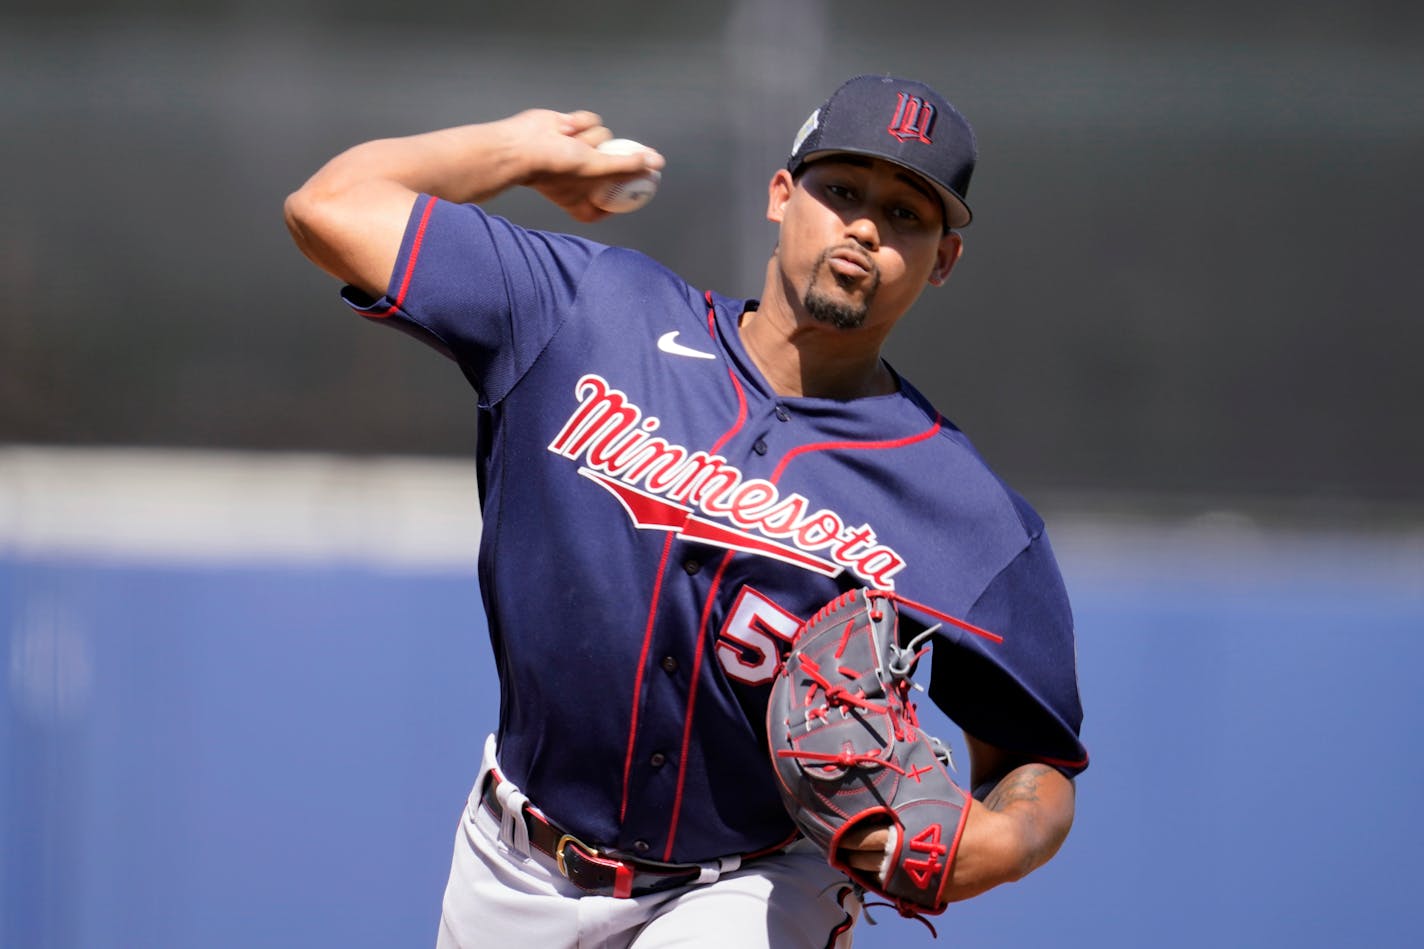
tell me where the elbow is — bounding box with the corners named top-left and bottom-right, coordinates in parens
top-left (283, 183), bottom-right (328, 258)
top-left (281, 157), bottom-right (410, 289)
top-left (284, 141), bottom-right (386, 248)
top-left (283, 186), bottom-right (308, 238)
top-left (283, 177), bottom-right (356, 277)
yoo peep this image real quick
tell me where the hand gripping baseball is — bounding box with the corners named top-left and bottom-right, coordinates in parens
top-left (766, 588), bottom-right (1001, 926)
top-left (515, 111), bottom-right (664, 222)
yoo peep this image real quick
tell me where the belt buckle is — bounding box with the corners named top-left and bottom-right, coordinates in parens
top-left (553, 832), bottom-right (593, 878)
top-left (555, 833), bottom-right (636, 899)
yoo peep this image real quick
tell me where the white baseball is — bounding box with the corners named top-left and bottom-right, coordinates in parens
top-left (592, 138), bottom-right (661, 214)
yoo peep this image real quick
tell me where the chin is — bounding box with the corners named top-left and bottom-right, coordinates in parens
top-left (804, 291), bottom-right (869, 330)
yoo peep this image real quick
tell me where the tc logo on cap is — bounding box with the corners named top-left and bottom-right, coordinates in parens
top-left (887, 92), bottom-right (936, 145)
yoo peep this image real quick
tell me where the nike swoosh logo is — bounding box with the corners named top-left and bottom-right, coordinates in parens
top-left (657, 331), bottom-right (716, 360)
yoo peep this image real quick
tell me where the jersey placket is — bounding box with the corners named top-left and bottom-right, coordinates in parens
top-left (612, 358), bottom-right (762, 861)
top-left (659, 402), bottom-right (792, 860)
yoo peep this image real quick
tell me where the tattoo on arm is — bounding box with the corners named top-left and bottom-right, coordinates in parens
top-left (982, 764), bottom-right (1051, 812)
top-left (975, 764), bottom-right (1075, 878)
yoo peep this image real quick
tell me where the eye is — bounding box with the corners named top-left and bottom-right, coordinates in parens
top-left (825, 182), bottom-right (856, 201)
top-left (887, 204), bottom-right (936, 231)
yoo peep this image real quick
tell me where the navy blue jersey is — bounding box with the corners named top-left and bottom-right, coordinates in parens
top-left (342, 195), bottom-right (1087, 864)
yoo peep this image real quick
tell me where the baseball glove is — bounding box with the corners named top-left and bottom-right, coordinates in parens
top-left (766, 588), bottom-right (998, 921)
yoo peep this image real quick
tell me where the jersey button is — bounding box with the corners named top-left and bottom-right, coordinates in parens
top-left (752, 439), bottom-right (768, 455)
top-left (649, 752), bottom-right (666, 767)
top-left (633, 840), bottom-right (651, 854)
top-left (775, 405), bottom-right (790, 422)
top-left (661, 656), bottom-right (679, 673)
top-left (683, 559), bottom-right (701, 575)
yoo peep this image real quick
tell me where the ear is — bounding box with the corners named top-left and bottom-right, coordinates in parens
top-left (767, 169), bottom-right (794, 223)
top-left (928, 231), bottom-right (964, 287)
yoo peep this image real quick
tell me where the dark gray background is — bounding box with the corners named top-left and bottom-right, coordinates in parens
top-left (4, 0), bottom-right (1421, 510)
top-left (5, 7), bottom-right (1424, 948)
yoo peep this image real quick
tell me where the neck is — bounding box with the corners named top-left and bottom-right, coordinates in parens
top-left (740, 259), bottom-right (896, 400)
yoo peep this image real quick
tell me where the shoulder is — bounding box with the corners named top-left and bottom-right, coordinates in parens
top-left (425, 197), bottom-right (613, 264)
top-left (895, 376), bottom-right (1046, 543)
top-left (581, 242), bottom-right (694, 290)
top-left (428, 199), bottom-right (704, 306)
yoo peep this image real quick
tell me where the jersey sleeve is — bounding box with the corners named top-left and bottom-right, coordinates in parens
top-left (928, 526), bottom-right (1089, 778)
top-left (339, 194), bottom-right (605, 404)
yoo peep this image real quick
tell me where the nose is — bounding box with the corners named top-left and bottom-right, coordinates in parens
top-left (844, 212), bottom-right (879, 251)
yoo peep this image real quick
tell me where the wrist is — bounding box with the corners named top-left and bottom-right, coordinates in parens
top-left (939, 800), bottom-right (1026, 902)
top-left (486, 114), bottom-right (544, 189)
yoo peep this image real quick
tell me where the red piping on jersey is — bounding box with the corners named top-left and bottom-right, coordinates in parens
top-left (1034, 752), bottom-right (1091, 771)
top-left (769, 414), bottom-right (943, 484)
top-left (710, 372), bottom-right (747, 456)
top-left (704, 294), bottom-right (748, 456)
top-left (618, 532), bottom-right (677, 823)
top-left (366, 195), bottom-right (437, 319)
top-left (655, 293), bottom-right (746, 849)
top-left (868, 589), bottom-right (1003, 645)
top-left (621, 295), bottom-right (748, 840)
top-left (822, 887), bottom-right (858, 949)
top-left (662, 549), bottom-right (735, 860)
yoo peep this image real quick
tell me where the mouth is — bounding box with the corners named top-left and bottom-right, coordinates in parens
top-left (823, 246), bottom-right (876, 284)
top-left (802, 245), bottom-right (880, 330)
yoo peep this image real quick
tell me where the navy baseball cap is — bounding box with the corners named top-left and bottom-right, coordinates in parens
top-left (787, 75), bottom-right (977, 229)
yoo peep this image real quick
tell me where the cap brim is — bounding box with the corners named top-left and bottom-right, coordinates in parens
top-left (796, 147), bottom-right (972, 229)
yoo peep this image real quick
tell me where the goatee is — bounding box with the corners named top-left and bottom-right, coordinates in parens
top-left (804, 288), bottom-right (869, 329)
top-left (803, 247), bottom-right (877, 329)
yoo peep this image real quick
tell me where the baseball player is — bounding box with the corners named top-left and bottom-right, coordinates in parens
top-left (285, 75), bottom-right (1087, 947)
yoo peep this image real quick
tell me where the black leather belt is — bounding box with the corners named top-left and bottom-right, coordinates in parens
top-left (480, 772), bottom-right (707, 899)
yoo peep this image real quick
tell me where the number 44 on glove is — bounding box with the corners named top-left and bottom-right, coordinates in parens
top-left (766, 587), bottom-right (1002, 926)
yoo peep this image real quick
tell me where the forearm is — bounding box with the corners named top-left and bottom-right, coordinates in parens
top-left (298, 119), bottom-right (534, 209)
top-left (942, 763), bottom-right (1075, 902)
top-left (283, 109), bottom-right (661, 295)
top-left (283, 118), bottom-right (529, 290)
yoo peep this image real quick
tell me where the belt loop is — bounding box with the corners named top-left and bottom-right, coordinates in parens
top-left (612, 863), bottom-right (634, 900)
top-left (494, 777), bottom-right (533, 856)
top-left (695, 854), bottom-right (742, 885)
top-left (481, 735), bottom-right (533, 857)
